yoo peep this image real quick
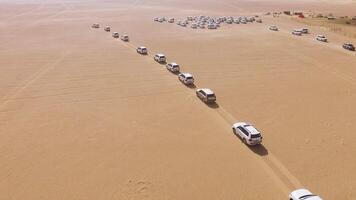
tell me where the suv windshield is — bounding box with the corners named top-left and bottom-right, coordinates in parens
top-left (251, 134), bottom-right (261, 139)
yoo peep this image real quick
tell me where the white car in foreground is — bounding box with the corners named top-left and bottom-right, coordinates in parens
top-left (166, 62), bottom-right (180, 72)
top-left (289, 189), bottom-right (323, 200)
top-left (316, 35), bottom-right (327, 42)
top-left (178, 73), bottom-right (194, 85)
top-left (136, 46), bottom-right (148, 54)
top-left (232, 122), bottom-right (263, 145)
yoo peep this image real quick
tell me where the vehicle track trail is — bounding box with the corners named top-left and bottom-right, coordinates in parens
top-left (106, 28), bottom-right (304, 195)
top-left (0, 51), bottom-right (71, 112)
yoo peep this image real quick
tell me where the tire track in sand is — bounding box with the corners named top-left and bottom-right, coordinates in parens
top-left (0, 51), bottom-right (71, 112)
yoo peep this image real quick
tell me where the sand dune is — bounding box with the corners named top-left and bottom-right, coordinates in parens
top-left (1, 0), bottom-right (356, 199)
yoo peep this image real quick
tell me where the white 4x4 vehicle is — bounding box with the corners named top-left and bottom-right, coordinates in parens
top-left (289, 189), bottom-right (323, 200)
top-left (112, 32), bottom-right (119, 38)
top-left (154, 54), bottom-right (166, 63)
top-left (136, 46), bottom-right (148, 54)
top-left (166, 63), bottom-right (180, 72)
top-left (92, 23), bottom-right (100, 28)
top-left (292, 29), bottom-right (302, 36)
top-left (316, 35), bottom-right (327, 42)
top-left (301, 28), bottom-right (309, 34)
top-left (232, 122), bottom-right (263, 145)
top-left (178, 73), bottom-right (194, 85)
top-left (269, 25), bottom-right (278, 31)
top-left (196, 88), bottom-right (216, 104)
top-left (121, 35), bottom-right (129, 41)
top-left (104, 26), bottom-right (111, 32)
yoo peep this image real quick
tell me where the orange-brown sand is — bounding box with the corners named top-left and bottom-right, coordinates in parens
top-left (1, 0), bottom-right (356, 199)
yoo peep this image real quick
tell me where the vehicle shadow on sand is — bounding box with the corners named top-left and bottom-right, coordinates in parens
top-left (185, 83), bottom-right (197, 89)
top-left (247, 144), bottom-right (268, 156)
top-left (207, 102), bottom-right (219, 109)
top-left (234, 134), bottom-right (269, 156)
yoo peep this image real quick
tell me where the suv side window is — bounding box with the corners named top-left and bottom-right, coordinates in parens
top-left (238, 127), bottom-right (249, 136)
top-left (200, 90), bottom-right (206, 96)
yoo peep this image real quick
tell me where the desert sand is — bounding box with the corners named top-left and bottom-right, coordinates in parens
top-left (1, 0), bottom-right (356, 199)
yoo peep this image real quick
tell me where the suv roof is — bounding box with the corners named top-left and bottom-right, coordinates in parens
top-left (156, 54), bottom-right (165, 57)
top-left (180, 73), bottom-right (193, 78)
top-left (198, 88), bottom-right (214, 95)
top-left (233, 122), bottom-right (260, 135)
top-left (169, 62), bottom-right (178, 66)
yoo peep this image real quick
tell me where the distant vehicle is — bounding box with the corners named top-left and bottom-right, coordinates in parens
top-left (289, 189), bottom-right (323, 200)
top-left (168, 18), bottom-right (174, 23)
top-left (207, 23), bottom-right (217, 29)
top-left (166, 62), bottom-right (180, 72)
top-left (121, 35), bottom-right (129, 41)
top-left (180, 22), bottom-right (187, 27)
top-left (256, 19), bottom-right (262, 23)
top-left (269, 25), bottom-right (278, 31)
top-left (196, 88), bottom-right (216, 104)
top-left (343, 43), bottom-right (355, 51)
top-left (154, 17), bottom-right (159, 22)
top-left (301, 28), bottom-right (309, 34)
top-left (112, 32), bottom-right (119, 38)
top-left (226, 19), bottom-right (233, 24)
top-left (233, 19), bottom-right (240, 24)
top-left (154, 54), bottom-right (166, 63)
top-left (240, 19), bottom-right (247, 24)
top-left (178, 73), bottom-right (194, 85)
top-left (292, 29), bottom-right (302, 36)
top-left (92, 23), bottom-right (100, 28)
top-left (232, 122), bottom-right (263, 145)
top-left (191, 23), bottom-right (198, 28)
top-left (104, 26), bottom-right (111, 32)
top-left (316, 35), bottom-right (327, 42)
top-left (158, 18), bottom-right (164, 22)
top-left (136, 46), bottom-right (148, 54)
top-left (198, 24), bottom-right (205, 29)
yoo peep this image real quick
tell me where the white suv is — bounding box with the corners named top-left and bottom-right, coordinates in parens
top-left (292, 29), bottom-right (302, 36)
top-left (196, 88), bottom-right (216, 104)
top-left (289, 189), bottom-right (323, 200)
top-left (269, 25), bottom-right (278, 31)
top-left (232, 122), bottom-right (263, 145)
top-left (136, 46), bottom-right (148, 54)
top-left (166, 63), bottom-right (180, 72)
top-left (178, 73), bottom-right (194, 85)
top-left (154, 54), bottom-right (166, 63)
top-left (316, 35), bottom-right (327, 42)
top-left (112, 32), bottom-right (119, 38)
top-left (121, 35), bottom-right (129, 41)
top-left (92, 23), bottom-right (100, 28)
top-left (104, 26), bottom-right (111, 32)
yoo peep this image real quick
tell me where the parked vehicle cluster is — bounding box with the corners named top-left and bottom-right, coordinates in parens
top-left (154, 15), bottom-right (263, 29)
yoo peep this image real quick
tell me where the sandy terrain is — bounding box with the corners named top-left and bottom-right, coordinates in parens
top-left (1, 0), bottom-right (356, 199)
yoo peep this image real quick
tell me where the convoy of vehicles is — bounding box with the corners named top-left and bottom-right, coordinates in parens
top-left (95, 18), bottom-right (355, 199)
